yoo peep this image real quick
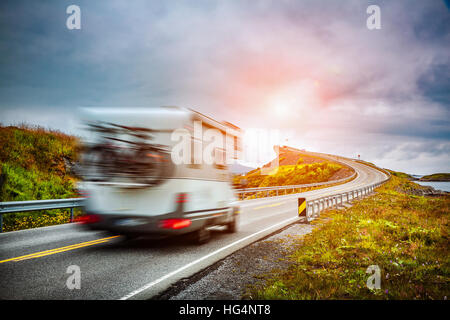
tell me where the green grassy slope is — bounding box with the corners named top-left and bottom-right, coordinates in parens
top-left (0, 124), bottom-right (81, 231)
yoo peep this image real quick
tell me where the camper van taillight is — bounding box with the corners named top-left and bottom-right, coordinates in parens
top-left (159, 218), bottom-right (192, 230)
top-left (76, 214), bottom-right (101, 224)
top-left (176, 193), bottom-right (189, 203)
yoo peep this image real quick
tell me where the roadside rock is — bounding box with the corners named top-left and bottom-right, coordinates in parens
top-left (403, 185), bottom-right (448, 197)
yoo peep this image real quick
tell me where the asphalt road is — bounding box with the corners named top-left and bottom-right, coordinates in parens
top-left (0, 159), bottom-right (387, 300)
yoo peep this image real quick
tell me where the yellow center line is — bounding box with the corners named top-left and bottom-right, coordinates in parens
top-left (13, 240), bottom-right (111, 261)
top-left (253, 201), bottom-right (285, 210)
top-left (0, 235), bottom-right (121, 264)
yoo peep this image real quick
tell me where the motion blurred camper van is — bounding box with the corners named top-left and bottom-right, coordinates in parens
top-left (77, 107), bottom-right (241, 244)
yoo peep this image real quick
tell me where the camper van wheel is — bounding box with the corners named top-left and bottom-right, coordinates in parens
top-left (226, 215), bottom-right (238, 233)
top-left (194, 226), bottom-right (211, 245)
top-left (124, 234), bottom-right (139, 241)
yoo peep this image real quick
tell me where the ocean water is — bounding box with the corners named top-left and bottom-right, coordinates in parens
top-left (415, 181), bottom-right (450, 192)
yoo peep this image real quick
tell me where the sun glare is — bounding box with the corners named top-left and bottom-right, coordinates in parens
top-left (274, 103), bottom-right (289, 117)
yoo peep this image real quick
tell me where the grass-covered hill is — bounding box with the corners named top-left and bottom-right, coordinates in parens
top-left (0, 124), bottom-right (80, 202)
top-left (419, 173), bottom-right (450, 182)
top-left (233, 147), bottom-right (354, 188)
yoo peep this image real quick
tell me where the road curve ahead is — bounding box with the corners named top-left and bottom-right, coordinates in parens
top-left (0, 158), bottom-right (387, 300)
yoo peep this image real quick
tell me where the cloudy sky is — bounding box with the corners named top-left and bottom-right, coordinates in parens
top-left (0, 0), bottom-right (449, 174)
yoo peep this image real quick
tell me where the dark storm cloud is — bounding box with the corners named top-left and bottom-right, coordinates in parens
top-left (0, 0), bottom-right (449, 173)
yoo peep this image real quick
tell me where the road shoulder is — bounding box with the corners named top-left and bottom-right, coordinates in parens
top-left (155, 222), bottom-right (314, 300)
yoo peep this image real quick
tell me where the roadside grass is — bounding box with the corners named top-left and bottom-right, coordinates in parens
top-left (2, 209), bottom-right (84, 232)
top-left (248, 174), bottom-right (449, 300)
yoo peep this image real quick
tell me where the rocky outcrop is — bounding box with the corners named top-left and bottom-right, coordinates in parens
top-left (405, 185), bottom-right (448, 197)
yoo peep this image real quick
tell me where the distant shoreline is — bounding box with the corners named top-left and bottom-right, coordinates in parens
top-left (408, 173), bottom-right (450, 182)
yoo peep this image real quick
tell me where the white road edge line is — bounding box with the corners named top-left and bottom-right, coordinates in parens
top-left (119, 215), bottom-right (299, 300)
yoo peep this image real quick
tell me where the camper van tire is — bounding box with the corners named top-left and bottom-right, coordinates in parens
top-left (193, 225), bottom-right (211, 245)
top-left (226, 214), bottom-right (238, 233)
top-left (124, 234), bottom-right (140, 241)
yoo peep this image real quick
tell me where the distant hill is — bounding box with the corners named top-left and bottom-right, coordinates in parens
top-left (230, 162), bottom-right (255, 175)
top-left (419, 173), bottom-right (450, 181)
top-left (0, 124), bottom-right (80, 202)
top-left (390, 171), bottom-right (415, 180)
top-left (233, 146), bottom-right (354, 188)
top-left (265, 146), bottom-right (354, 181)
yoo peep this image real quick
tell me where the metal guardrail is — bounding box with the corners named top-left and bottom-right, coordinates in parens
top-left (235, 172), bottom-right (356, 200)
top-left (303, 171), bottom-right (391, 223)
top-left (0, 198), bottom-right (85, 233)
top-left (0, 172), bottom-right (357, 232)
top-left (0, 168), bottom-right (388, 233)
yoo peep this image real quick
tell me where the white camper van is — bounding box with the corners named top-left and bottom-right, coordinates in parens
top-left (76, 106), bottom-right (241, 244)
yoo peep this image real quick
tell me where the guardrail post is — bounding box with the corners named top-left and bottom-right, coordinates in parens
top-left (0, 213), bottom-right (3, 233)
top-left (307, 204), bottom-right (313, 222)
top-left (70, 207), bottom-right (74, 223)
